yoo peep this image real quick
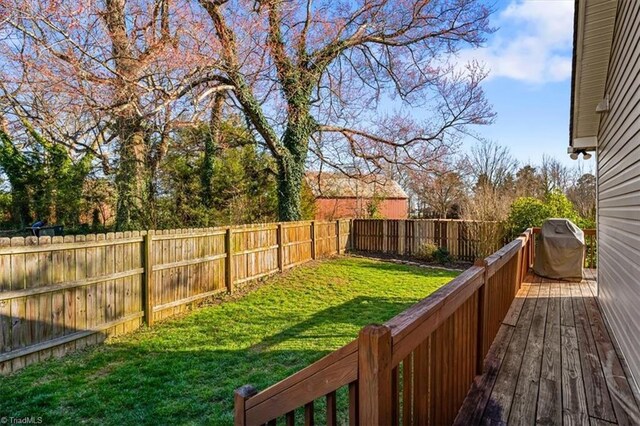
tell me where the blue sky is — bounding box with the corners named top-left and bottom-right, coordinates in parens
top-left (457, 0), bottom-right (593, 169)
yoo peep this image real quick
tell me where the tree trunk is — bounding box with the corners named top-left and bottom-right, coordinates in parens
top-left (114, 114), bottom-right (149, 231)
top-left (276, 113), bottom-right (315, 221)
top-left (13, 185), bottom-right (32, 228)
top-left (105, 0), bottom-right (151, 231)
top-left (276, 155), bottom-right (305, 221)
top-left (201, 93), bottom-right (224, 209)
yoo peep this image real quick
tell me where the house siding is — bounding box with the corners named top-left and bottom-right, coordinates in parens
top-left (596, 0), bottom-right (640, 388)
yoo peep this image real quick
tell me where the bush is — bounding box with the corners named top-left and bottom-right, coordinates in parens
top-left (507, 197), bottom-right (550, 235)
top-left (545, 190), bottom-right (581, 222)
top-left (433, 247), bottom-right (452, 264)
top-left (507, 190), bottom-right (589, 237)
top-left (415, 242), bottom-right (438, 261)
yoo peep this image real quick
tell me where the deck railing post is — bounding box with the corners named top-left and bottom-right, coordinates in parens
top-left (475, 259), bottom-right (489, 374)
top-left (234, 385), bottom-right (257, 426)
top-left (530, 229), bottom-right (536, 268)
top-left (358, 324), bottom-right (393, 425)
top-left (518, 232), bottom-right (528, 285)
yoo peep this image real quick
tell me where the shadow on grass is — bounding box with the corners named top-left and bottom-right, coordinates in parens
top-left (247, 295), bottom-right (417, 351)
top-left (350, 258), bottom-right (458, 276)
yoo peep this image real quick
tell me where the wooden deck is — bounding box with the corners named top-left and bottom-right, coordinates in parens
top-left (456, 269), bottom-right (640, 425)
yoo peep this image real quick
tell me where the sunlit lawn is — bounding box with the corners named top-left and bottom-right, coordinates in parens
top-left (0, 257), bottom-right (458, 425)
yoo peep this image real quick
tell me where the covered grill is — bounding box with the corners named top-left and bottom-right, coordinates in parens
top-left (533, 219), bottom-right (585, 281)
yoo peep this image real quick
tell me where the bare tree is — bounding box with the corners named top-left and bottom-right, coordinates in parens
top-left (567, 173), bottom-right (596, 220)
top-left (514, 163), bottom-right (545, 198)
top-left (460, 184), bottom-right (510, 257)
top-left (197, 0), bottom-right (495, 220)
top-left (540, 154), bottom-right (575, 194)
top-left (465, 139), bottom-right (518, 190)
top-left (0, 0), bottom-right (226, 230)
top-left (410, 169), bottom-right (466, 218)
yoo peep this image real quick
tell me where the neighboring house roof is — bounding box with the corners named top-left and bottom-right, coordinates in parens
top-left (305, 172), bottom-right (408, 199)
top-left (570, 0), bottom-right (618, 151)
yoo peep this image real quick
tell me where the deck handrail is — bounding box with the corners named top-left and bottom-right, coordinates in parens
top-left (386, 266), bottom-right (485, 366)
top-left (233, 227), bottom-right (568, 425)
top-left (240, 340), bottom-right (358, 425)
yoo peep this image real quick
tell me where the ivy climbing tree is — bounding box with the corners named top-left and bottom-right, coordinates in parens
top-left (198, 0), bottom-right (495, 220)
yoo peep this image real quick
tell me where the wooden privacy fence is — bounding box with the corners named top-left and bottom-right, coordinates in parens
top-left (0, 220), bottom-right (351, 374)
top-left (234, 229), bottom-right (536, 425)
top-left (351, 219), bottom-right (507, 261)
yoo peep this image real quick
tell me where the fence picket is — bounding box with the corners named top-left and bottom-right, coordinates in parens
top-left (0, 220), bottom-right (341, 373)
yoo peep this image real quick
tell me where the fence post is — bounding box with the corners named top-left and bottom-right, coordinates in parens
top-left (277, 223), bottom-right (284, 271)
top-left (412, 220), bottom-right (418, 254)
top-left (475, 258), bottom-right (489, 374)
top-left (349, 219), bottom-right (355, 251)
top-left (311, 221), bottom-right (316, 259)
top-left (143, 232), bottom-right (154, 327)
top-left (234, 385), bottom-right (258, 426)
top-left (336, 220), bottom-right (341, 254)
top-left (358, 324), bottom-right (393, 425)
top-left (442, 220), bottom-right (448, 249)
top-left (398, 219), bottom-right (405, 256)
top-left (382, 220), bottom-right (388, 253)
top-left (226, 227), bottom-right (234, 293)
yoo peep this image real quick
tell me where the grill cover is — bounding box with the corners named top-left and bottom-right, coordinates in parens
top-left (533, 219), bottom-right (585, 281)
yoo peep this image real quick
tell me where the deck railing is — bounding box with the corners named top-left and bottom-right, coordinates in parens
top-left (234, 229), bottom-right (536, 425)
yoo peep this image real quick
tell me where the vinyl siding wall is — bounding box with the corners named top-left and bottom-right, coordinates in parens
top-left (596, 0), bottom-right (640, 389)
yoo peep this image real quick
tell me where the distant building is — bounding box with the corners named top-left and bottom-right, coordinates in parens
top-left (305, 172), bottom-right (408, 220)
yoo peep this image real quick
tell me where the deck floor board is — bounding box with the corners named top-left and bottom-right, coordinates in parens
top-left (455, 270), bottom-right (640, 426)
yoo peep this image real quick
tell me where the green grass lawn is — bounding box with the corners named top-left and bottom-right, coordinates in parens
top-left (0, 257), bottom-right (458, 425)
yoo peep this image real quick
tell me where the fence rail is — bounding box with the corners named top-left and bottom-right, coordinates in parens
top-left (0, 220), bottom-right (352, 374)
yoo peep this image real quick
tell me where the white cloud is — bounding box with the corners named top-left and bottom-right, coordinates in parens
top-left (458, 0), bottom-right (574, 84)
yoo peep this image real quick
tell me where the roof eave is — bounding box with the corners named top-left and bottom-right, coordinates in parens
top-left (569, 0), bottom-right (618, 153)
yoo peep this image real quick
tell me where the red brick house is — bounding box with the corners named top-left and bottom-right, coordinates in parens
top-left (305, 172), bottom-right (408, 220)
